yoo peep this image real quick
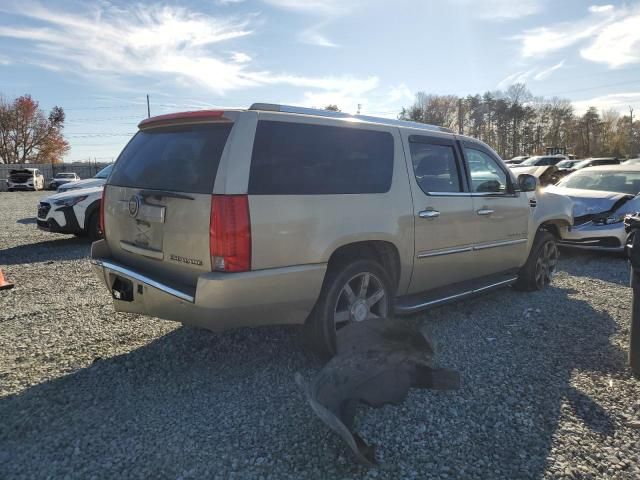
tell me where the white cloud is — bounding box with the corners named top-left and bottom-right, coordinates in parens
top-left (0, 54), bottom-right (10, 66)
top-left (453, 0), bottom-right (543, 20)
top-left (533, 60), bottom-right (565, 80)
top-left (497, 69), bottom-right (536, 88)
top-left (231, 52), bottom-right (252, 63)
top-left (515, 3), bottom-right (640, 68)
top-left (572, 92), bottom-right (640, 114)
top-left (580, 13), bottom-right (640, 68)
top-left (299, 30), bottom-right (338, 47)
top-left (259, 0), bottom-right (353, 15)
top-left (0, 2), bottom-right (375, 96)
top-left (588, 5), bottom-right (614, 13)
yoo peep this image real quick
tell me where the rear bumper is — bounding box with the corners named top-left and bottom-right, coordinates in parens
top-left (558, 221), bottom-right (626, 252)
top-left (90, 240), bottom-right (326, 330)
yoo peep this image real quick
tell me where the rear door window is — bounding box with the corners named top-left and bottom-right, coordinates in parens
top-left (109, 123), bottom-right (232, 194)
top-left (408, 140), bottom-right (462, 194)
top-left (248, 120), bottom-right (394, 194)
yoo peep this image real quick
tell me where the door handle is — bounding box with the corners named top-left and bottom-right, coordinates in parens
top-left (477, 208), bottom-right (494, 216)
top-left (419, 209), bottom-right (440, 219)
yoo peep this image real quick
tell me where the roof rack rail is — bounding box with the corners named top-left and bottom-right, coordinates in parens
top-left (248, 103), bottom-right (453, 134)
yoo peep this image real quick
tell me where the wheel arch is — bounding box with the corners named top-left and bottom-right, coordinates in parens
top-left (83, 199), bottom-right (101, 231)
top-left (324, 240), bottom-right (402, 295)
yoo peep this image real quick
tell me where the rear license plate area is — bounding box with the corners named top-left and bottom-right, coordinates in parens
top-left (111, 276), bottom-right (134, 302)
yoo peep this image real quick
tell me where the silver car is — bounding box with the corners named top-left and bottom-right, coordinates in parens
top-left (546, 164), bottom-right (640, 252)
top-left (58, 164), bottom-right (113, 192)
top-left (91, 103), bottom-right (572, 355)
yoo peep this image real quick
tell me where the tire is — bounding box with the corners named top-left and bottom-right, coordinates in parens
top-left (305, 259), bottom-right (394, 358)
top-left (513, 230), bottom-right (558, 292)
top-left (86, 211), bottom-right (103, 241)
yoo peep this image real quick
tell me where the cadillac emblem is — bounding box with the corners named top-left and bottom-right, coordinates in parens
top-left (128, 195), bottom-right (141, 218)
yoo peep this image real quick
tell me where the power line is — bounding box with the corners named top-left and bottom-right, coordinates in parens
top-left (538, 79), bottom-right (640, 98)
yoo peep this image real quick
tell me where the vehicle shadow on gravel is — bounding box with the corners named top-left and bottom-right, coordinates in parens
top-left (0, 237), bottom-right (90, 265)
top-left (15, 217), bottom-right (37, 225)
top-left (0, 287), bottom-right (630, 479)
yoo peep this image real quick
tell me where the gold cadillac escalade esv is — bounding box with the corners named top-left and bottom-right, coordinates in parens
top-left (91, 103), bottom-right (573, 356)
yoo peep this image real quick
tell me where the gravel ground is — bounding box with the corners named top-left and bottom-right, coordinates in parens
top-left (1, 190), bottom-right (640, 479)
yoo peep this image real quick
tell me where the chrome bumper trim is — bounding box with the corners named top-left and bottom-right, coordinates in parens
top-left (91, 259), bottom-right (195, 303)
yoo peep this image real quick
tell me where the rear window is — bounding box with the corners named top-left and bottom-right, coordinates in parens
top-left (248, 121), bottom-right (394, 194)
top-left (109, 123), bottom-right (232, 194)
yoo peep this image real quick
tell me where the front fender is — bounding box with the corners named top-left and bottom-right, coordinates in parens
top-left (528, 189), bottom-right (573, 250)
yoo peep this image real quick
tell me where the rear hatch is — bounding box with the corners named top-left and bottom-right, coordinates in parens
top-left (9, 169), bottom-right (33, 184)
top-left (104, 112), bottom-right (234, 288)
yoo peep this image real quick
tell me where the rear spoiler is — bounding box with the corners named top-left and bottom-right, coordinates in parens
top-left (138, 110), bottom-right (227, 129)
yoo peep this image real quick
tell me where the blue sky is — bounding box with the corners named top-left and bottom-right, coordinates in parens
top-left (0, 0), bottom-right (639, 162)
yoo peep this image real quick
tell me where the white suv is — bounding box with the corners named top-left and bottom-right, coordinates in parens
top-left (7, 168), bottom-right (45, 191)
top-left (37, 186), bottom-right (103, 240)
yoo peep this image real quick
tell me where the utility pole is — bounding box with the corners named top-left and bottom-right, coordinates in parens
top-left (631, 106), bottom-right (635, 157)
top-left (458, 98), bottom-right (464, 135)
top-left (357, 104), bottom-right (361, 115)
top-left (147, 94), bottom-right (151, 118)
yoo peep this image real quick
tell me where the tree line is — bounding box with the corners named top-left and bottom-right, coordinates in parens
top-left (397, 84), bottom-right (639, 160)
top-left (0, 95), bottom-right (69, 164)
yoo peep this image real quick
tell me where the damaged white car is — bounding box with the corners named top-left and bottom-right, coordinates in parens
top-left (545, 164), bottom-right (640, 252)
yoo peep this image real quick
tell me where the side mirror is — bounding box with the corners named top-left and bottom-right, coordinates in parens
top-left (518, 174), bottom-right (538, 192)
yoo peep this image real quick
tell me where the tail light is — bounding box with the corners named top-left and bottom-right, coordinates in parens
top-left (99, 188), bottom-right (106, 238)
top-left (210, 195), bottom-right (251, 272)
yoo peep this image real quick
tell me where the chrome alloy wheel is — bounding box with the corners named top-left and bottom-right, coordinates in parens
top-left (333, 272), bottom-right (388, 330)
top-left (534, 240), bottom-right (559, 289)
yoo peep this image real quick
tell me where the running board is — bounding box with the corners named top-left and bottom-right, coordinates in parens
top-left (394, 274), bottom-right (517, 315)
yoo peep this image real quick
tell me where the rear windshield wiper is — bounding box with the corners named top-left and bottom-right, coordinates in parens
top-left (139, 190), bottom-right (194, 201)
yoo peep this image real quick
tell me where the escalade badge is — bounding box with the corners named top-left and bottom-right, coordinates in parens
top-left (170, 254), bottom-right (203, 266)
top-left (128, 195), bottom-right (141, 218)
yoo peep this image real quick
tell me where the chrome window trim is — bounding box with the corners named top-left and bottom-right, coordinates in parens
top-left (425, 191), bottom-right (471, 197)
top-left (91, 259), bottom-right (195, 303)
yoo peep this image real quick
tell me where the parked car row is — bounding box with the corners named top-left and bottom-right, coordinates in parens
top-left (6, 165), bottom-right (114, 193)
top-left (503, 155), bottom-right (640, 252)
top-left (34, 165), bottom-right (114, 240)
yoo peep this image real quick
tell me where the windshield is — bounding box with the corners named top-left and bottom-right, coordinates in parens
top-left (556, 160), bottom-right (577, 168)
top-left (520, 156), bottom-right (544, 166)
top-left (55, 173), bottom-right (76, 179)
top-left (94, 164), bottom-right (114, 179)
top-left (557, 170), bottom-right (640, 195)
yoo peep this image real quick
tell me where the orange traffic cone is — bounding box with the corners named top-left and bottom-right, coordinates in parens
top-left (0, 269), bottom-right (14, 290)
